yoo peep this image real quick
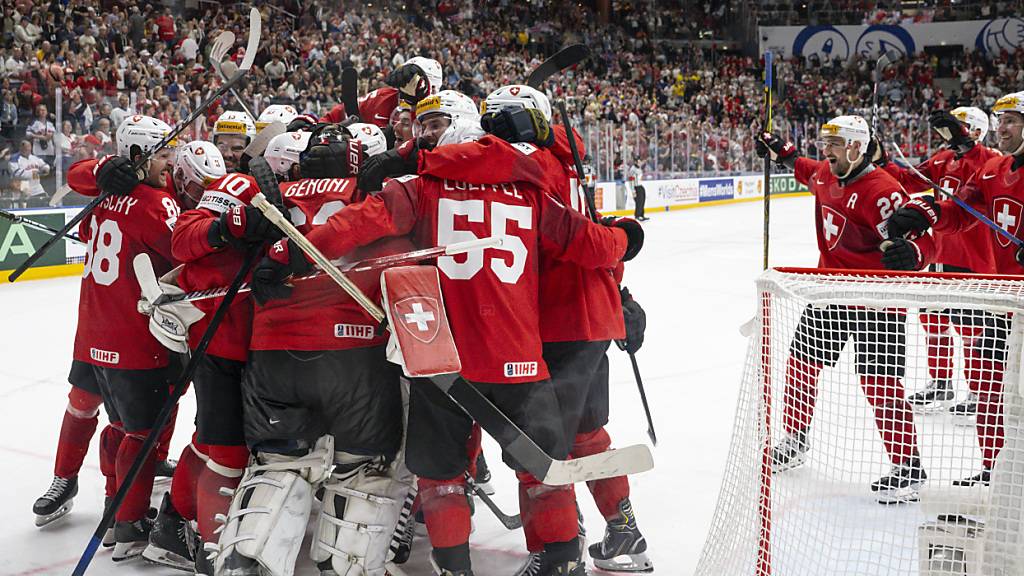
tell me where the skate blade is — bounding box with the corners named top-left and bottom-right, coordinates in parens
top-left (142, 544), bottom-right (194, 572)
top-left (771, 453), bottom-right (808, 474)
top-left (593, 552), bottom-right (655, 573)
top-left (875, 483), bottom-right (923, 505)
top-left (102, 527), bottom-right (115, 548)
top-left (951, 414), bottom-right (977, 426)
top-left (34, 500), bottom-right (73, 527)
top-left (474, 480), bottom-right (496, 496)
top-left (112, 540), bottom-right (149, 562)
top-left (910, 399), bottom-right (956, 414)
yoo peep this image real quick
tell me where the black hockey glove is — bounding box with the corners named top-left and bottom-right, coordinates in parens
top-left (386, 62), bottom-right (430, 105)
top-left (210, 204), bottom-right (284, 251)
top-left (300, 137), bottom-right (366, 179)
top-left (755, 132), bottom-right (796, 169)
top-left (929, 110), bottom-right (972, 149)
top-left (286, 114), bottom-right (318, 133)
top-left (95, 155), bottom-right (140, 196)
top-left (480, 108), bottom-right (554, 148)
top-left (881, 238), bottom-right (923, 271)
top-left (616, 286), bottom-right (647, 355)
top-left (886, 196), bottom-right (940, 240)
top-left (868, 137), bottom-right (889, 166)
top-left (603, 217), bottom-right (644, 261)
top-left (358, 139), bottom-right (419, 194)
top-left (250, 239), bottom-right (313, 306)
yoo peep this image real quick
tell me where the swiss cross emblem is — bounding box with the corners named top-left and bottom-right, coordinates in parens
top-left (361, 126), bottom-right (374, 136)
top-left (195, 146), bottom-right (205, 156)
top-left (820, 206), bottom-right (847, 251)
top-left (939, 175), bottom-right (962, 194)
top-left (992, 198), bottom-right (1023, 248)
top-left (510, 86), bottom-right (521, 96)
top-left (394, 296), bottom-right (440, 343)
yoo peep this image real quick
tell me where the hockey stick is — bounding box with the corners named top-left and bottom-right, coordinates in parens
top-left (210, 31), bottom-right (258, 122)
top-left (142, 237), bottom-right (502, 310)
top-left (466, 473), bottom-right (522, 530)
top-left (762, 50), bottom-right (773, 270)
top-left (629, 351), bottom-right (657, 446)
top-left (8, 8), bottom-right (262, 282)
top-left (526, 44), bottom-right (590, 89)
top-left (888, 141), bottom-right (1023, 248)
top-left (341, 67), bottom-right (361, 120)
top-left (0, 209), bottom-right (83, 243)
top-left (872, 49), bottom-right (901, 136)
top-left (247, 158), bottom-right (654, 485)
top-left (556, 101), bottom-right (599, 223)
top-left (71, 248), bottom-right (260, 576)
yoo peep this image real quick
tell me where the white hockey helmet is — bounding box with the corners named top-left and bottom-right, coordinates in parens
top-left (116, 115), bottom-right (176, 158)
top-left (415, 90), bottom-right (478, 123)
top-left (993, 91), bottom-right (1024, 117)
top-left (817, 115), bottom-right (870, 152)
top-left (263, 131), bottom-right (312, 177)
top-left (405, 56), bottom-right (443, 96)
top-left (173, 141), bottom-right (226, 203)
top-left (481, 84), bottom-right (552, 122)
top-left (255, 104), bottom-right (298, 132)
top-left (437, 117), bottom-right (486, 148)
top-left (950, 107), bottom-right (989, 143)
top-left (344, 122), bottom-right (388, 157)
top-left (213, 110), bottom-right (256, 144)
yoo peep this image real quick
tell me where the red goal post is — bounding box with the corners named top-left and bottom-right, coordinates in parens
top-left (696, 267), bottom-right (1024, 576)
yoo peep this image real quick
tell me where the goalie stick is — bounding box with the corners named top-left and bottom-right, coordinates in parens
top-left (142, 237), bottom-right (502, 311)
top-left (466, 473), bottom-right (522, 530)
top-left (888, 141), bottom-right (1023, 248)
top-left (0, 209), bottom-right (82, 244)
top-left (8, 7), bottom-right (262, 283)
top-left (246, 157), bottom-right (654, 485)
top-left (341, 67), bottom-right (361, 120)
top-left (526, 44), bottom-right (590, 89)
top-left (210, 31), bottom-right (258, 122)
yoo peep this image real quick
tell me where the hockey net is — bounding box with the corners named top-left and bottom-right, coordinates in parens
top-left (696, 268), bottom-right (1024, 576)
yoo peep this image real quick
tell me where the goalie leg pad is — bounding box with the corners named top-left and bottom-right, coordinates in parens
top-left (310, 452), bottom-right (415, 576)
top-left (214, 436), bottom-right (333, 576)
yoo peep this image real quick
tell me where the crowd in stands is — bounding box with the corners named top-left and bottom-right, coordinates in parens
top-left (0, 0), bottom-right (1020, 208)
top-left (755, 0), bottom-right (1022, 27)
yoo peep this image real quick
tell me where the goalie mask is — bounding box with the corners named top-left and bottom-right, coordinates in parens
top-left (173, 141), bottom-right (226, 208)
top-left (256, 104), bottom-right (299, 132)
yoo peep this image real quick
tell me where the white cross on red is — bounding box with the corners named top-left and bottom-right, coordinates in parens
top-left (404, 303), bottom-right (435, 332)
top-left (997, 203), bottom-right (1017, 232)
top-left (823, 212), bottom-right (840, 241)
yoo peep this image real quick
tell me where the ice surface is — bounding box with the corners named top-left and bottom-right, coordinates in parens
top-left (0, 194), bottom-right (821, 575)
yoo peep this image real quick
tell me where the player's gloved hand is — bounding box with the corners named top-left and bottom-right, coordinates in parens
top-left (95, 155), bottom-right (140, 196)
top-left (387, 62), bottom-right (430, 105)
top-left (358, 138), bottom-right (419, 194)
top-left (480, 108), bottom-right (554, 147)
top-left (212, 204), bottom-right (283, 250)
top-left (868, 137), bottom-right (889, 166)
top-left (616, 286), bottom-right (647, 354)
top-left (756, 133), bottom-right (796, 167)
top-left (300, 137), bottom-right (365, 179)
top-left (929, 110), bottom-right (972, 148)
top-left (886, 195), bottom-right (940, 240)
top-left (881, 238), bottom-right (923, 270)
top-left (603, 217), bottom-right (644, 261)
top-left (286, 114), bottom-right (318, 132)
top-left (250, 238), bottom-right (313, 306)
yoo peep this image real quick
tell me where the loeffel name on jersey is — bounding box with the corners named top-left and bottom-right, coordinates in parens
top-left (504, 361), bottom-right (538, 378)
top-left (443, 179), bottom-right (523, 200)
top-left (99, 195), bottom-right (139, 216)
top-left (334, 323), bottom-right (376, 339)
top-left (285, 178), bottom-right (351, 198)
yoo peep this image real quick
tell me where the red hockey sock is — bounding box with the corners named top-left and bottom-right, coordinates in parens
top-left (518, 471), bottom-right (578, 548)
top-left (466, 424), bottom-right (483, 479)
top-left (921, 311), bottom-right (953, 381)
top-left (966, 357), bottom-right (1005, 469)
top-left (169, 442), bottom-right (206, 521)
top-left (860, 375), bottom-right (918, 463)
top-left (100, 424), bottom-right (125, 498)
top-left (53, 388), bottom-right (102, 478)
top-left (418, 476), bottom-right (472, 549)
top-left (155, 404), bottom-right (179, 463)
top-left (782, 356), bottom-right (823, 435)
top-left (196, 445), bottom-right (247, 543)
top-left (573, 428), bottom-right (631, 519)
top-left (115, 433), bottom-right (157, 522)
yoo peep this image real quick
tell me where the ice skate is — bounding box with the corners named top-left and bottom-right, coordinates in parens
top-left (153, 458), bottom-right (177, 487)
top-left (871, 457), bottom-right (927, 504)
top-left (770, 431), bottom-right (810, 473)
top-left (949, 392), bottom-right (978, 419)
top-left (112, 517), bottom-right (155, 561)
top-left (142, 493), bottom-right (195, 571)
top-left (473, 451), bottom-right (495, 495)
top-left (907, 379), bottom-right (955, 412)
top-left (589, 499), bottom-right (653, 572)
top-left (33, 475), bottom-right (77, 527)
top-left (953, 467), bottom-right (991, 487)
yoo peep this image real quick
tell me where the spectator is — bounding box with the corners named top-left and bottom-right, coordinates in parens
top-left (11, 139), bottom-right (50, 207)
top-left (110, 93), bottom-right (132, 129)
top-left (1, 90), bottom-right (17, 140)
top-left (25, 104), bottom-right (55, 181)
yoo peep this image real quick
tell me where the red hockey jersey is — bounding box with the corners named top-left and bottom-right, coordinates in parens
top-left (303, 175), bottom-right (629, 383)
top-left (321, 87), bottom-right (400, 128)
top-left (934, 155), bottom-right (1024, 275)
top-left (883, 144), bottom-right (1000, 272)
top-left (68, 159), bottom-right (180, 370)
top-left (794, 157), bottom-right (935, 270)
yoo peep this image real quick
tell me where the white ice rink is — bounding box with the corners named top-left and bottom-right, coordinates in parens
top-left (0, 194), bottom-right (822, 576)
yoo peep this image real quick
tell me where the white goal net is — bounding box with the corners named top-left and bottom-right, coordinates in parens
top-left (696, 268), bottom-right (1024, 576)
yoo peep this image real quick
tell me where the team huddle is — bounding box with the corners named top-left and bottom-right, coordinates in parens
top-left (29, 56), bottom-right (653, 576)
top-left (756, 91), bottom-right (1024, 503)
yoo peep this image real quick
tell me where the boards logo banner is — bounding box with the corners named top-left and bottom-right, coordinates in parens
top-left (0, 212), bottom-right (66, 270)
top-left (770, 174), bottom-right (809, 195)
top-left (698, 178), bottom-right (734, 202)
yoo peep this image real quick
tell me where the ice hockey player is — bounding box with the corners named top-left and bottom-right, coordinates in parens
top-left (322, 57), bottom-right (443, 127)
top-left (884, 91), bottom-right (1024, 486)
top-left (757, 115), bottom-right (934, 503)
top-left (252, 114), bottom-right (644, 576)
top-left (211, 124), bottom-right (417, 576)
top-left (876, 107), bottom-right (999, 414)
top-left (213, 110), bottom-right (256, 173)
top-left (62, 115), bottom-right (185, 559)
